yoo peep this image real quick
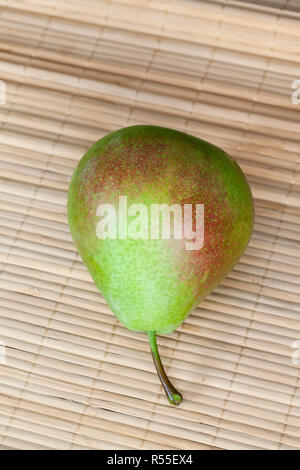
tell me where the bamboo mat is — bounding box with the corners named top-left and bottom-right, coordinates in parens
top-left (0, 0), bottom-right (299, 450)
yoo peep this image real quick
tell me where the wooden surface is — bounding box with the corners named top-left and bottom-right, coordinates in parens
top-left (0, 0), bottom-right (300, 450)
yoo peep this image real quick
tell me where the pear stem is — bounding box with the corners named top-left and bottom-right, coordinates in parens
top-left (147, 331), bottom-right (182, 407)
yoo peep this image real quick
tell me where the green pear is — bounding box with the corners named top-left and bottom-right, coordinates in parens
top-left (68, 125), bottom-right (254, 406)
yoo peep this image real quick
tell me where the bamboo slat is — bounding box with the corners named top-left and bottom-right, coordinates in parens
top-left (0, 0), bottom-right (299, 450)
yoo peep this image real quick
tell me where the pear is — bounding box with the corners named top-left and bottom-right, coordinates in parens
top-left (68, 125), bottom-right (254, 406)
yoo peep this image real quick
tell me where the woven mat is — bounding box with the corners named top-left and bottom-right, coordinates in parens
top-left (0, 0), bottom-right (300, 450)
